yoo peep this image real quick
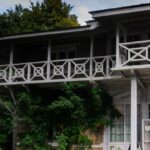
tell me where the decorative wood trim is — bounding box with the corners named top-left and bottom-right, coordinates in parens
top-left (0, 55), bottom-right (120, 86)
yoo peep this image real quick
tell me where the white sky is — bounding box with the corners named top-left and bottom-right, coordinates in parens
top-left (0, 0), bottom-right (150, 25)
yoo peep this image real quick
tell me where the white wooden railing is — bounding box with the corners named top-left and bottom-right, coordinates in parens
top-left (119, 40), bottom-right (150, 67)
top-left (0, 55), bottom-right (118, 85)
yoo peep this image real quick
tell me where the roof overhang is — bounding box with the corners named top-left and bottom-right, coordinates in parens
top-left (0, 25), bottom-right (96, 42)
top-left (90, 3), bottom-right (150, 19)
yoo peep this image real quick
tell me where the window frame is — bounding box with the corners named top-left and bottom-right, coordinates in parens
top-left (109, 104), bottom-right (141, 143)
top-left (51, 43), bottom-right (77, 60)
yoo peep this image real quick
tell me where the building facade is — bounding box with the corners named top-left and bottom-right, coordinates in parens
top-left (1, 3), bottom-right (150, 150)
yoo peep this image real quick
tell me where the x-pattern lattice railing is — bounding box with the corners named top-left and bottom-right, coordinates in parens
top-left (92, 56), bottom-right (116, 77)
top-left (0, 55), bottom-right (117, 85)
top-left (119, 40), bottom-right (150, 67)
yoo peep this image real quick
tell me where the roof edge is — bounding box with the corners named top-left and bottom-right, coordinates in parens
top-left (90, 3), bottom-right (150, 18)
top-left (0, 25), bottom-right (94, 41)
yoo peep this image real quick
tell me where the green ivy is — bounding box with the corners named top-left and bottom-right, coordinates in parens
top-left (56, 133), bottom-right (68, 150)
top-left (78, 135), bottom-right (92, 150)
top-left (48, 83), bottom-right (121, 150)
top-left (0, 83), bottom-right (121, 150)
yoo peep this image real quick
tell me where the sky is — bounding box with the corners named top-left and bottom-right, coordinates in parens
top-left (0, 0), bottom-right (150, 25)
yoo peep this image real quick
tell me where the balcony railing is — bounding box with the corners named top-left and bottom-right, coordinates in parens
top-left (0, 55), bottom-right (119, 85)
top-left (119, 40), bottom-right (150, 67)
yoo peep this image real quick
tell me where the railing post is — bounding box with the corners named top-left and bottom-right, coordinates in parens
top-left (47, 40), bottom-right (51, 80)
top-left (9, 65), bottom-right (12, 83)
top-left (90, 35), bottom-right (94, 79)
top-left (146, 47), bottom-right (149, 60)
top-left (27, 63), bottom-right (31, 82)
top-left (116, 25), bottom-right (121, 68)
top-left (9, 44), bottom-right (14, 83)
top-left (106, 56), bottom-right (110, 76)
top-left (68, 60), bottom-right (71, 80)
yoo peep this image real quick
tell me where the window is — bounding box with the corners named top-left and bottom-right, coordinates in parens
top-left (110, 104), bottom-right (141, 142)
top-left (51, 51), bottom-right (75, 60)
top-left (127, 34), bottom-right (141, 42)
top-left (51, 44), bottom-right (76, 60)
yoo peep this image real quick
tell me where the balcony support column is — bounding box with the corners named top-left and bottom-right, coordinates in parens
top-left (90, 35), bottom-right (94, 79)
top-left (119, 23), bottom-right (127, 42)
top-left (116, 25), bottom-right (121, 67)
top-left (130, 70), bottom-right (138, 150)
top-left (47, 40), bottom-right (52, 62)
top-left (10, 44), bottom-right (14, 65)
top-left (119, 24), bottom-right (127, 63)
top-left (9, 44), bottom-right (14, 82)
top-left (47, 40), bottom-right (52, 80)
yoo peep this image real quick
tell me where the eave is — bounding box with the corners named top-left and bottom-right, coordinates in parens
top-left (0, 25), bottom-right (96, 42)
top-left (90, 3), bottom-right (150, 19)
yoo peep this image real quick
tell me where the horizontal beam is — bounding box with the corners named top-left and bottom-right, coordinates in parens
top-left (120, 39), bottom-right (150, 45)
top-left (0, 76), bottom-right (121, 86)
top-left (112, 64), bottom-right (150, 71)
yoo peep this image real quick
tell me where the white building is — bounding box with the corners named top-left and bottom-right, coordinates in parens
top-left (0, 3), bottom-right (150, 150)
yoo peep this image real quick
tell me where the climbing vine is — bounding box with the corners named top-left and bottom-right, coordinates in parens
top-left (0, 83), bottom-right (121, 150)
top-left (48, 83), bottom-right (121, 150)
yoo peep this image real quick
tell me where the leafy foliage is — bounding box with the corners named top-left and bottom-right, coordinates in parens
top-left (49, 83), bottom-right (120, 128)
top-left (0, 83), bottom-right (121, 150)
top-left (0, 91), bottom-right (50, 150)
top-left (0, 0), bottom-right (79, 35)
top-left (56, 133), bottom-right (68, 150)
top-left (78, 134), bottom-right (92, 150)
top-left (47, 83), bottom-right (121, 149)
top-left (0, 96), bottom-right (13, 150)
top-left (17, 92), bottom-right (50, 150)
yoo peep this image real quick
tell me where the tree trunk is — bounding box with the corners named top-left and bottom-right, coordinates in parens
top-left (12, 114), bottom-right (17, 150)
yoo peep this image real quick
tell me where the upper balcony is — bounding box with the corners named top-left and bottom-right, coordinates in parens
top-left (0, 55), bottom-right (117, 86)
top-left (0, 32), bottom-right (120, 86)
top-left (114, 19), bottom-right (150, 78)
top-left (1, 16), bottom-right (150, 86)
top-left (117, 39), bottom-right (150, 69)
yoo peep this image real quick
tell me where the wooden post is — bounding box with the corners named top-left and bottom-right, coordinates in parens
top-left (10, 44), bottom-right (14, 64)
top-left (116, 25), bottom-right (121, 67)
top-left (9, 44), bottom-right (14, 82)
top-left (47, 40), bottom-right (51, 80)
top-left (141, 88), bottom-right (148, 119)
top-left (47, 40), bottom-right (51, 62)
top-left (131, 74), bottom-right (138, 150)
top-left (141, 88), bottom-right (147, 145)
top-left (103, 127), bottom-right (109, 150)
top-left (90, 35), bottom-right (94, 78)
top-left (119, 23), bottom-right (127, 42)
top-left (121, 24), bottom-right (127, 63)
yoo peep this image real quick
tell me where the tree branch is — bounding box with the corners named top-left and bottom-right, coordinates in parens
top-left (0, 98), bottom-right (13, 114)
top-left (8, 87), bottom-right (17, 106)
